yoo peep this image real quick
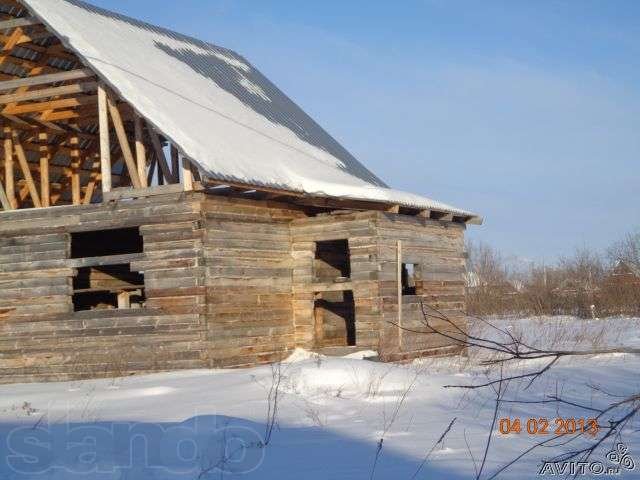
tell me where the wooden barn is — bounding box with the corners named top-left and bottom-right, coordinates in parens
top-left (0, 0), bottom-right (482, 384)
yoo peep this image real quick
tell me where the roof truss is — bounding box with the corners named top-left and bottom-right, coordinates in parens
top-left (0, 1), bottom-right (195, 210)
top-left (0, 0), bottom-right (476, 224)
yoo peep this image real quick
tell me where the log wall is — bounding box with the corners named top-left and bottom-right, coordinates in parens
top-left (0, 191), bottom-right (208, 384)
top-left (291, 211), bottom-right (467, 360)
top-left (375, 213), bottom-right (467, 361)
top-left (202, 196), bottom-right (305, 367)
top-left (0, 192), bottom-right (468, 383)
top-left (291, 212), bottom-right (382, 350)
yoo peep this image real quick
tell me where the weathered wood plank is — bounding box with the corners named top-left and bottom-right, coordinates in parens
top-left (0, 68), bottom-right (95, 92)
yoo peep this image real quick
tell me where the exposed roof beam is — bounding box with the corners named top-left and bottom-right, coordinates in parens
top-left (3, 94), bottom-right (97, 114)
top-left (0, 16), bottom-right (41, 30)
top-left (0, 68), bottom-right (94, 92)
top-left (0, 81), bottom-right (97, 104)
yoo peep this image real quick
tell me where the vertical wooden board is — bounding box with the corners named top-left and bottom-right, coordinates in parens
top-left (374, 212), bottom-right (467, 358)
top-left (182, 156), bottom-right (194, 191)
top-left (3, 129), bottom-right (15, 209)
top-left (98, 83), bottom-right (112, 193)
top-left (38, 133), bottom-right (50, 208)
top-left (70, 136), bottom-right (81, 205)
top-left (134, 114), bottom-right (148, 188)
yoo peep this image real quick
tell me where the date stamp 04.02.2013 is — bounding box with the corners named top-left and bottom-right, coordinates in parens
top-left (498, 417), bottom-right (599, 437)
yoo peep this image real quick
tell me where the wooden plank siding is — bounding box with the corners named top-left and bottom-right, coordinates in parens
top-left (290, 212), bottom-right (381, 350)
top-left (0, 193), bottom-right (469, 384)
top-left (0, 192), bottom-right (208, 384)
top-left (375, 213), bottom-right (467, 361)
top-left (202, 196), bottom-right (305, 367)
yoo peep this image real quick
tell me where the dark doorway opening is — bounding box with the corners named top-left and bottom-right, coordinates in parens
top-left (314, 239), bottom-right (350, 282)
top-left (314, 290), bottom-right (356, 347)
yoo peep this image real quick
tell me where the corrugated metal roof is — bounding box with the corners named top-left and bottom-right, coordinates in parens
top-left (21, 0), bottom-right (482, 222)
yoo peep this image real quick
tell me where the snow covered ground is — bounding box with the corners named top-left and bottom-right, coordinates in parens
top-left (0, 316), bottom-right (638, 479)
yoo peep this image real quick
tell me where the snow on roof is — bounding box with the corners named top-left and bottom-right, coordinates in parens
top-left (22, 0), bottom-right (482, 223)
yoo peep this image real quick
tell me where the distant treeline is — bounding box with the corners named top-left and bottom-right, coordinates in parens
top-left (466, 231), bottom-right (640, 318)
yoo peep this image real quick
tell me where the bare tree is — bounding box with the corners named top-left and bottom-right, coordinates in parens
top-left (466, 240), bottom-right (509, 287)
top-left (393, 303), bottom-right (640, 477)
top-left (607, 231), bottom-right (640, 270)
top-left (466, 232), bottom-right (640, 317)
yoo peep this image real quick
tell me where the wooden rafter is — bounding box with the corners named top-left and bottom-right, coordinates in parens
top-left (3, 95), bottom-right (97, 115)
top-left (149, 126), bottom-right (176, 184)
top-left (82, 156), bottom-right (102, 205)
top-left (0, 16), bottom-right (41, 30)
top-left (0, 81), bottom-right (97, 104)
top-left (0, 27), bottom-right (24, 62)
top-left (0, 11), bottom-right (184, 211)
top-left (0, 68), bottom-right (94, 92)
top-left (105, 92), bottom-right (141, 188)
top-left (12, 130), bottom-right (41, 207)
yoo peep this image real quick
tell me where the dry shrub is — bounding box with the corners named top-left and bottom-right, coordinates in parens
top-left (466, 233), bottom-right (640, 318)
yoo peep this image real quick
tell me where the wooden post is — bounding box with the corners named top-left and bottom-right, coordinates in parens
top-left (181, 155), bottom-right (194, 191)
top-left (134, 114), bottom-right (147, 188)
top-left (117, 291), bottom-right (131, 309)
top-left (3, 127), bottom-right (15, 208)
top-left (397, 240), bottom-right (403, 348)
top-left (98, 83), bottom-right (111, 194)
top-left (70, 136), bottom-right (81, 205)
top-left (38, 132), bottom-right (50, 207)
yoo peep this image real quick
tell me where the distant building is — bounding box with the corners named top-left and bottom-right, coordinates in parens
top-left (605, 261), bottom-right (640, 288)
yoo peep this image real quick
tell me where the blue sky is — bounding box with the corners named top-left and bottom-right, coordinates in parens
top-left (91, 0), bottom-right (639, 261)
